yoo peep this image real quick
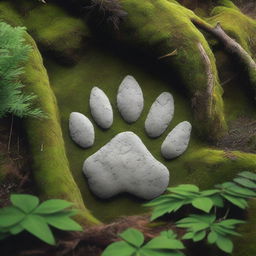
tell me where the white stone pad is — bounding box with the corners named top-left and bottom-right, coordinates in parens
top-left (117, 75), bottom-right (144, 123)
top-left (69, 112), bottom-right (95, 148)
top-left (83, 131), bottom-right (169, 200)
top-left (161, 121), bottom-right (192, 159)
top-left (90, 87), bottom-right (113, 129)
top-left (145, 92), bottom-right (174, 138)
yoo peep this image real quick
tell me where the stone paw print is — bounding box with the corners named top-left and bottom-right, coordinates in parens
top-left (69, 75), bottom-right (192, 200)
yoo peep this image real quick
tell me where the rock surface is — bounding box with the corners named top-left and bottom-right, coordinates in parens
top-left (117, 75), bottom-right (144, 123)
top-left (90, 87), bottom-right (113, 129)
top-left (145, 92), bottom-right (174, 138)
top-left (69, 112), bottom-right (95, 148)
top-left (161, 121), bottom-right (192, 159)
top-left (83, 131), bottom-right (169, 200)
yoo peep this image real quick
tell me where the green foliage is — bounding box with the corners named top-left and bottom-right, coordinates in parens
top-left (0, 194), bottom-right (83, 245)
top-left (0, 21), bottom-right (43, 118)
top-left (102, 228), bottom-right (185, 256)
top-left (102, 172), bottom-right (256, 255)
top-left (177, 215), bottom-right (245, 253)
top-left (143, 171), bottom-right (256, 254)
top-left (144, 172), bottom-right (256, 221)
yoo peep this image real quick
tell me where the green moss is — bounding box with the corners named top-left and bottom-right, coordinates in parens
top-left (208, 4), bottom-right (256, 101)
top-left (193, 7), bottom-right (209, 18)
top-left (209, 6), bottom-right (256, 55)
top-left (217, 0), bottom-right (240, 10)
top-left (234, 199), bottom-right (256, 256)
top-left (111, 0), bottom-right (227, 141)
top-left (214, 50), bottom-right (256, 122)
top-left (0, 1), bottom-right (23, 26)
top-left (20, 3), bottom-right (90, 64)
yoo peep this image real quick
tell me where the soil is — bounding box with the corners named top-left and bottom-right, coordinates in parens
top-left (0, 117), bottom-right (34, 207)
top-left (216, 116), bottom-right (256, 154)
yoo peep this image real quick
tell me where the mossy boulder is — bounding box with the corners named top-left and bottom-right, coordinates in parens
top-left (12, 0), bottom-right (90, 65)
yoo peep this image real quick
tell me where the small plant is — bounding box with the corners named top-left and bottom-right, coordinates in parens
top-left (145, 172), bottom-right (256, 221)
top-left (102, 228), bottom-right (185, 256)
top-left (0, 22), bottom-right (43, 118)
top-left (176, 214), bottom-right (245, 253)
top-left (143, 171), bottom-right (256, 254)
top-left (0, 194), bottom-right (83, 245)
top-left (102, 171), bottom-right (256, 255)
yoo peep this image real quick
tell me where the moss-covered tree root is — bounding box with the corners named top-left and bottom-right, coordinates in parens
top-left (22, 34), bottom-right (100, 226)
top-left (105, 0), bottom-right (227, 141)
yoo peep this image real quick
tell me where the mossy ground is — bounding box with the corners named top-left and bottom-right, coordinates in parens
top-left (46, 41), bottom-right (256, 223)
top-left (9, 0), bottom-right (90, 64)
top-left (46, 45), bottom-right (197, 222)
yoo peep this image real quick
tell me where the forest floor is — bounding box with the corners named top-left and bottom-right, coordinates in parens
top-left (0, 114), bottom-right (255, 256)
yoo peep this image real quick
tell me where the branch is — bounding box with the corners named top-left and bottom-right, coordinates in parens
top-left (192, 18), bottom-right (256, 82)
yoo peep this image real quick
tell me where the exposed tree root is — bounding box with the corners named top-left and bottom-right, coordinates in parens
top-left (1, 215), bottom-right (177, 256)
top-left (192, 18), bottom-right (256, 96)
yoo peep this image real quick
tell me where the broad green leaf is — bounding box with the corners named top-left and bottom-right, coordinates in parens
top-left (20, 214), bottom-right (55, 245)
top-left (217, 182), bottom-right (236, 189)
top-left (144, 196), bottom-right (176, 207)
top-left (151, 205), bottom-right (170, 221)
top-left (45, 215), bottom-right (83, 231)
top-left (167, 185), bottom-right (199, 196)
top-left (143, 236), bottom-right (184, 250)
top-left (102, 241), bottom-right (136, 256)
top-left (222, 194), bottom-right (248, 209)
top-left (176, 184), bottom-right (200, 192)
top-left (160, 230), bottom-right (177, 239)
top-left (119, 228), bottom-right (144, 247)
top-left (193, 230), bottom-right (206, 242)
top-left (233, 178), bottom-right (256, 189)
top-left (238, 171), bottom-right (256, 181)
top-left (167, 194), bottom-right (187, 200)
top-left (226, 184), bottom-right (256, 197)
top-left (207, 231), bottom-right (218, 244)
top-left (216, 236), bottom-right (233, 253)
top-left (176, 217), bottom-right (200, 224)
top-left (187, 214), bottom-right (216, 224)
top-left (0, 206), bottom-right (25, 227)
top-left (9, 224), bottom-right (24, 235)
top-left (10, 194), bottom-right (39, 213)
top-left (172, 201), bottom-right (189, 213)
top-left (176, 222), bottom-right (209, 232)
top-left (219, 219), bottom-right (246, 227)
top-left (211, 225), bottom-right (228, 236)
top-left (176, 214), bottom-right (215, 226)
top-left (192, 197), bottom-right (213, 213)
top-left (201, 189), bottom-right (220, 196)
top-left (214, 225), bottom-right (241, 236)
top-left (33, 199), bottom-right (73, 214)
top-left (209, 194), bottom-right (224, 207)
top-left (182, 232), bottom-right (194, 240)
top-left (150, 201), bottom-right (185, 221)
top-left (224, 189), bottom-right (251, 198)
